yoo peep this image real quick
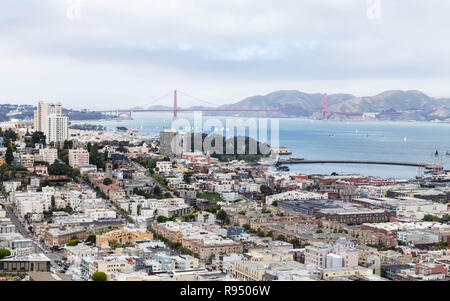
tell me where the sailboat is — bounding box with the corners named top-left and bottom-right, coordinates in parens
top-left (403, 137), bottom-right (407, 142)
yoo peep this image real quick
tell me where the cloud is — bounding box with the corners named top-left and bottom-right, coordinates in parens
top-left (1, 0), bottom-right (450, 108)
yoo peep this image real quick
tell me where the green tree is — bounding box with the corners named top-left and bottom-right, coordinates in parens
top-left (260, 185), bottom-right (273, 196)
top-left (67, 239), bottom-right (81, 246)
top-left (216, 209), bottom-right (229, 225)
top-left (271, 201), bottom-right (278, 207)
top-left (157, 216), bottom-right (168, 223)
top-left (290, 238), bottom-right (301, 248)
top-left (89, 144), bottom-right (105, 169)
top-left (63, 140), bottom-right (73, 150)
top-left (276, 235), bottom-right (286, 241)
top-left (103, 178), bottom-right (112, 185)
top-left (0, 248), bottom-right (11, 259)
top-left (91, 271), bottom-right (107, 281)
top-left (85, 234), bottom-right (96, 245)
top-left (5, 147), bottom-right (14, 165)
top-left (153, 186), bottom-right (161, 196)
top-left (108, 239), bottom-right (120, 250)
top-left (31, 131), bottom-right (46, 147)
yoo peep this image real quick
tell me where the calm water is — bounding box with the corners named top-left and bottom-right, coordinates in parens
top-left (73, 112), bottom-right (450, 179)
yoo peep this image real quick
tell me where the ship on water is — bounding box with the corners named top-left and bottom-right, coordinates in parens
top-left (271, 146), bottom-right (292, 155)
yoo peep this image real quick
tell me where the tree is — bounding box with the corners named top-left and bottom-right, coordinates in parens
top-left (31, 131), bottom-right (46, 146)
top-left (108, 239), bottom-right (120, 250)
top-left (260, 185), bottom-right (273, 196)
top-left (85, 234), bottom-right (96, 245)
top-left (89, 143), bottom-right (105, 169)
top-left (67, 239), bottom-right (81, 246)
top-left (116, 145), bottom-right (127, 153)
top-left (276, 235), bottom-right (286, 241)
top-left (271, 201), bottom-right (278, 207)
top-left (0, 248), bottom-right (11, 259)
top-left (153, 186), bottom-right (161, 196)
top-left (103, 178), bottom-right (113, 185)
top-left (91, 271), bottom-right (107, 281)
top-left (5, 147), bottom-right (14, 165)
top-left (216, 209), bottom-right (229, 225)
top-left (422, 214), bottom-right (442, 222)
top-left (290, 238), bottom-right (301, 248)
top-left (157, 216), bottom-right (168, 223)
top-left (63, 140), bottom-right (73, 150)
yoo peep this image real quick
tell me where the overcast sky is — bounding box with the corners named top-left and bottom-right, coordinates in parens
top-left (1, 0), bottom-right (450, 109)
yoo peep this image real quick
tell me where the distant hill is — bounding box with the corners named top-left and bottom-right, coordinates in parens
top-left (208, 90), bottom-right (354, 118)
top-left (204, 90), bottom-right (450, 121)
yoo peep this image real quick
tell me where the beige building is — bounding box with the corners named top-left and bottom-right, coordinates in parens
top-left (231, 260), bottom-right (306, 281)
top-left (89, 256), bottom-right (134, 279)
top-left (44, 227), bottom-right (87, 247)
top-left (69, 148), bottom-right (89, 168)
top-left (305, 238), bottom-right (359, 269)
top-left (39, 148), bottom-right (58, 164)
top-left (322, 266), bottom-right (373, 280)
top-left (96, 228), bottom-right (153, 247)
top-left (20, 153), bottom-right (35, 168)
top-left (109, 189), bottom-right (126, 204)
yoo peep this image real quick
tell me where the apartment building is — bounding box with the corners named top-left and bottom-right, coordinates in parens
top-left (69, 148), bottom-right (90, 168)
top-left (305, 238), bottom-right (359, 269)
top-left (44, 227), bottom-right (87, 247)
top-left (39, 148), bottom-right (58, 164)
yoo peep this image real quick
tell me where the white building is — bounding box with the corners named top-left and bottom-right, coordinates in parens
top-left (266, 191), bottom-right (327, 204)
top-left (46, 115), bottom-right (68, 143)
top-left (156, 161), bottom-right (172, 173)
top-left (39, 148), bottom-right (58, 164)
top-left (69, 148), bottom-right (90, 168)
top-left (33, 101), bottom-right (68, 143)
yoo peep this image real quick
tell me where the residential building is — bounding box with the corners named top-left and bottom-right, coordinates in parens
top-left (69, 148), bottom-right (90, 168)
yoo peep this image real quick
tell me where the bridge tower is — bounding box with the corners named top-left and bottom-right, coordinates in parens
top-left (173, 89), bottom-right (178, 119)
top-left (323, 93), bottom-right (328, 120)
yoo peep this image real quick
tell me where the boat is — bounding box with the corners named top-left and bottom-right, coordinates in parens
top-left (272, 147), bottom-right (292, 155)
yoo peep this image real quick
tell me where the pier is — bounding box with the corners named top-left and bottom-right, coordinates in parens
top-left (278, 158), bottom-right (443, 171)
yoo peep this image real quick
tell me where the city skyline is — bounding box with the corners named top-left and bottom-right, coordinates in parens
top-left (2, 1), bottom-right (450, 109)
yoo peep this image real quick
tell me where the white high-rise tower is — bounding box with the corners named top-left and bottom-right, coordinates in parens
top-left (34, 101), bottom-right (68, 143)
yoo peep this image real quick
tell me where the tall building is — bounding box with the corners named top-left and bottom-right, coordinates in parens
top-left (33, 101), bottom-right (68, 143)
top-left (159, 129), bottom-right (185, 157)
top-left (105, 162), bottom-right (113, 179)
top-left (46, 115), bottom-right (69, 144)
top-left (68, 148), bottom-right (90, 168)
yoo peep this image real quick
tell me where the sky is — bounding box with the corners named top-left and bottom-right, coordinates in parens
top-left (1, 0), bottom-right (450, 109)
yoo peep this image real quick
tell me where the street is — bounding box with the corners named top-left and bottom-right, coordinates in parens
top-left (4, 205), bottom-right (63, 269)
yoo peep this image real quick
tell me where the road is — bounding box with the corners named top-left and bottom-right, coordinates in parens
top-left (5, 205), bottom-right (31, 239)
top-left (4, 205), bottom-right (63, 269)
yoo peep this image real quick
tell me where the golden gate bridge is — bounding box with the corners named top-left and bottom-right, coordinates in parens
top-left (91, 90), bottom-right (403, 120)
